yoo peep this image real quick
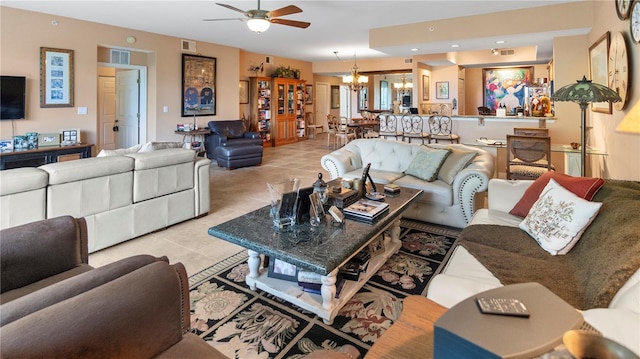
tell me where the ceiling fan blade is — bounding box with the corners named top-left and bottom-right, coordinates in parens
top-left (215, 3), bottom-right (248, 15)
top-left (270, 18), bottom-right (310, 29)
top-left (267, 5), bottom-right (302, 18)
top-left (203, 18), bottom-right (246, 21)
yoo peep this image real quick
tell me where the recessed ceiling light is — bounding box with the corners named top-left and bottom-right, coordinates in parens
top-left (451, 44), bottom-right (460, 48)
top-left (495, 40), bottom-right (505, 44)
top-left (411, 48), bottom-right (419, 51)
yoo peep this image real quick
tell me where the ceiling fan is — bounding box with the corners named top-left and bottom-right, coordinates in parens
top-left (204, 1), bottom-right (311, 33)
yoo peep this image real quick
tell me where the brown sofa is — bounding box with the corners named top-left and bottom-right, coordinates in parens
top-left (0, 216), bottom-right (227, 358)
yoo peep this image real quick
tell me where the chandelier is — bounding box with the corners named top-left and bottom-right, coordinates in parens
top-left (342, 54), bottom-right (368, 92)
top-left (394, 75), bottom-right (413, 95)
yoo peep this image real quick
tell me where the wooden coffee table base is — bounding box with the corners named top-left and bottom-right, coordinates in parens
top-left (365, 296), bottom-right (447, 359)
top-left (245, 218), bottom-right (403, 325)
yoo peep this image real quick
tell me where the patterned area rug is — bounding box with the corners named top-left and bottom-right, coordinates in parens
top-left (188, 219), bottom-right (461, 359)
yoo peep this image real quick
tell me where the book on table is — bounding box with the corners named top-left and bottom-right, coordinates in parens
top-left (343, 198), bottom-right (389, 222)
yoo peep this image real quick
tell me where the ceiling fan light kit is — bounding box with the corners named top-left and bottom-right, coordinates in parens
top-left (206, 1), bottom-right (310, 33)
top-left (248, 18), bottom-right (270, 33)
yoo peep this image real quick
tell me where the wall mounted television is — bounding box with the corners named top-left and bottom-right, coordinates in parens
top-left (1, 76), bottom-right (27, 120)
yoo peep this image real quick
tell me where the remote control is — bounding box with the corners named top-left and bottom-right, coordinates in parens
top-left (475, 297), bottom-right (530, 318)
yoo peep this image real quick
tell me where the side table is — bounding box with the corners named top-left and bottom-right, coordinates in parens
top-left (175, 129), bottom-right (210, 157)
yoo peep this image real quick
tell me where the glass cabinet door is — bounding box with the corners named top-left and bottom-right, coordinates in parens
top-left (287, 83), bottom-right (295, 114)
top-left (277, 84), bottom-right (285, 114)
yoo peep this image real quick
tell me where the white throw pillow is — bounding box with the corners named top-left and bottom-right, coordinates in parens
top-left (96, 144), bottom-right (142, 157)
top-left (519, 178), bottom-right (602, 255)
top-left (138, 141), bottom-right (184, 152)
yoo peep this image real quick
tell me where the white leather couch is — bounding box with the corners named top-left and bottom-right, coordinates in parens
top-left (320, 139), bottom-right (494, 228)
top-left (426, 179), bottom-right (640, 355)
top-left (0, 148), bottom-right (210, 253)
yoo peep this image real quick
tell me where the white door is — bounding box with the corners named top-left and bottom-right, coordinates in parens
top-left (316, 82), bottom-right (330, 130)
top-left (116, 69), bottom-right (140, 148)
top-left (98, 76), bottom-right (116, 151)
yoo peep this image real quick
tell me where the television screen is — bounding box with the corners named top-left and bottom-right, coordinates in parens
top-left (1, 76), bottom-right (26, 120)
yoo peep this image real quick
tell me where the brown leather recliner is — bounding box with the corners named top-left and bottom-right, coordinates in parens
top-left (0, 216), bottom-right (227, 358)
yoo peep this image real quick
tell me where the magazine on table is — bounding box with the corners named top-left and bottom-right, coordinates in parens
top-left (343, 198), bottom-right (389, 218)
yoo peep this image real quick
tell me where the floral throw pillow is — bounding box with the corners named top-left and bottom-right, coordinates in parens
top-left (404, 146), bottom-right (451, 182)
top-left (519, 178), bottom-right (602, 255)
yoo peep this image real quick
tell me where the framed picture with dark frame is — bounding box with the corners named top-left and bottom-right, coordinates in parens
top-left (181, 54), bottom-right (216, 117)
top-left (589, 31), bottom-right (611, 114)
top-left (267, 258), bottom-right (298, 282)
top-left (40, 47), bottom-right (74, 108)
top-left (482, 66), bottom-right (533, 112)
top-left (305, 84), bottom-right (313, 104)
top-left (436, 81), bottom-right (449, 99)
top-left (422, 75), bottom-right (430, 101)
top-left (239, 80), bottom-right (249, 104)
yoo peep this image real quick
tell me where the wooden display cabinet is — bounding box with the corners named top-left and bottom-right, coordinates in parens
top-left (249, 77), bottom-right (273, 146)
top-left (272, 78), bottom-right (299, 146)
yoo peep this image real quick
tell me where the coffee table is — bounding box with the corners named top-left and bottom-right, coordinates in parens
top-left (208, 187), bottom-right (423, 324)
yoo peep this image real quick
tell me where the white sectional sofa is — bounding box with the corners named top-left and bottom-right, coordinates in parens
top-left (0, 148), bottom-right (210, 253)
top-left (320, 139), bottom-right (494, 228)
top-left (426, 178), bottom-right (640, 355)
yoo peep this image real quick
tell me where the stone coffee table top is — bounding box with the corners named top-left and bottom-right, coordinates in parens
top-left (209, 187), bottom-right (423, 275)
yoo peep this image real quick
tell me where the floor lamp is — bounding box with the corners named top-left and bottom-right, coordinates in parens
top-left (551, 76), bottom-right (621, 177)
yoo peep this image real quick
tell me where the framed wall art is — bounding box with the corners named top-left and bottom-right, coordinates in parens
top-left (181, 54), bottom-right (216, 117)
top-left (589, 32), bottom-right (611, 114)
top-left (239, 80), bottom-right (249, 104)
top-left (305, 84), bottom-right (313, 104)
top-left (422, 75), bottom-right (430, 101)
top-left (436, 81), bottom-right (449, 99)
top-left (40, 47), bottom-right (74, 108)
top-left (482, 66), bottom-right (533, 112)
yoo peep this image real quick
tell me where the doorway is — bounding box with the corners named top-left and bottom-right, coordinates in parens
top-left (96, 63), bottom-right (147, 153)
top-left (315, 82), bottom-right (330, 130)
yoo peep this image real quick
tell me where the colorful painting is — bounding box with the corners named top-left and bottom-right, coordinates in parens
top-left (483, 67), bottom-right (533, 112)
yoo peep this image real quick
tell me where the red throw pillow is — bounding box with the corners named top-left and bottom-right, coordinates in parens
top-left (509, 172), bottom-right (604, 218)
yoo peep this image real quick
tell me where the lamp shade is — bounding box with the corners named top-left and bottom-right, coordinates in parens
top-left (616, 99), bottom-right (640, 134)
top-left (551, 76), bottom-right (621, 105)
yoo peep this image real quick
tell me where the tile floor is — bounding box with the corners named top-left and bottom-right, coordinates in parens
top-left (88, 135), bottom-right (335, 277)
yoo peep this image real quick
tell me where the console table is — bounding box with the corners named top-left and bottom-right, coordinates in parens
top-left (0, 143), bottom-right (93, 170)
top-left (175, 129), bottom-right (210, 156)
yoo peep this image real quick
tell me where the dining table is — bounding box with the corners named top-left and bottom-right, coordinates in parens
top-left (347, 119), bottom-right (380, 138)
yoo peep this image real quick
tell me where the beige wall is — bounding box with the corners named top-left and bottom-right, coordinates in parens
top-left (0, 6), bottom-right (240, 148)
top-left (2, 3), bottom-right (637, 180)
top-left (587, 0), bottom-right (639, 181)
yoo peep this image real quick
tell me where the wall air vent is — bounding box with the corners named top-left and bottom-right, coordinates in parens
top-left (500, 49), bottom-right (515, 56)
top-left (110, 49), bottom-right (130, 65)
top-left (404, 58), bottom-right (413, 64)
top-left (181, 40), bottom-right (196, 53)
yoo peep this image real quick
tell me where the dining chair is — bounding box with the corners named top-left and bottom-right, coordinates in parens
top-left (305, 112), bottom-right (323, 140)
top-left (401, 113), bottom-right (430, 144)
top-left (506, 134), bottom-right (554, 180)
top-left (378, 114), bottom-right (403, 140)
top-left (513, 127), bottom-right (549, 137)
top-left (427, 115), bottom-right (460, 144)
top-left (325, 114), bottom-right (338, 147)
top-left (335, 116), bottom-right (356, 147)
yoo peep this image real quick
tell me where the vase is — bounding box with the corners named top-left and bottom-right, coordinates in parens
top-left (267, 178), bottom-right (301, 229)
